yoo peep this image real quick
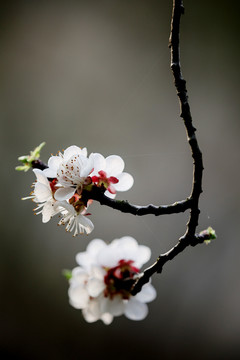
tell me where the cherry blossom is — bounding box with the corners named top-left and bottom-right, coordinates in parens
top-left (20, 144), bottom-right (134, 235)
top-left (68, 237), bottom-right (156, 324)
top-left (91, 153), bottom-right (134, 198)
top-left (22, 168), bottom-right (61, 223)
top-left (43, 145), bottom-right (93, 201)
top-left (23, 168), bottom-right (94, 235)
top-left (58, 201), bottom-right (94, 236)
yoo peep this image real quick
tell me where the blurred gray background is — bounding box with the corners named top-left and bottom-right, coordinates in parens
top-left (1, 0), bottom-right (240, 359)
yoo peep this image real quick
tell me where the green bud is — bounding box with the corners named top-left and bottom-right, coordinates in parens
top-left (62, 269), bottom-right (72, 281)
top-left (16, 142), bottom-right (46, 172)
top-left (199, 226), bottom-right (217, 245)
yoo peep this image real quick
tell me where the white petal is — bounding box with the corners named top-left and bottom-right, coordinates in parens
top-left (82, 308), bottom-right (98, 323)
top-left (34, 182), bottom-right (51, 202)
top-left (134, 245), bottom-right (151, 268)
top-left (44, 156), bottom-right (62, 177)
top-left (80, 156), bottom-right (94, 178)
top-left (90, 153), bottom-right (106, 174)
top-left (54, 187), bottom-right (75, 201)
top-left (43, 168), bottom-right (57, 178)
top-left (70, 267), bottom-right (88, 285)
top-left (77, 215), bottom-right (94, 235)
top-left (76, 241), bottom-right (105, 269)
top-left (110, 236), bottom-right (139, 264)
top-left (135, 284), bottom-right (157, 303)
top-left (97, 245), bottom-right (121, 268)
top-left (114, 172), bottom-right (134, 192)
top-left (86, 278), bottom-right (105, 297)
top-left (41, 200), bottom-right (57, 223)
top-left (90, 265), bottom-right (105, 280)
top-left (76, 252), bottom-right (94, 270)
top-left (64, 146), bottom-right (87, 160)
top-left (82, 298), bottom-right (102, 322)
top-left (33, 169), bottom-right (49, 186)
top-left (105, 155), bottom-right (125, 176)
top-left (86, 239), bottom-right (107, 258)
top-left (101, 313), bottom-right (113, 325)
top-left (68, 285), bottom-right (89, 309)
top-left (100, 295), bottom-right (125, 316)
top-left (124, 298), bottom-right (148, 321)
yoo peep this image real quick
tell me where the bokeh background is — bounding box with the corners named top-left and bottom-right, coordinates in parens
top-left (1, 0), bottom-right (240, 359)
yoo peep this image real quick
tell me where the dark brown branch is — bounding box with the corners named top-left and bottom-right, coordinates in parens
top-left (131, 0), bottom-right (204, 295)
top-left (169, 0), bottom-right (203, 238)
top-left (82, 186), bottom-right (191, 216)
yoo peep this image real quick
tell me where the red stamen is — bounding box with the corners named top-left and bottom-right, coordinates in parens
top-left (108, 176), bottom-right (119, 184)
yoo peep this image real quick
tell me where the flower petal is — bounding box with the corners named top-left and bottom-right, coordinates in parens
top-left (34, 182), bottom-right (51, 203)
top-left (33, 169), bottom-right (49, 186)
top-left (90, 153), bottom-right (106, 174)
top-left (41, 200), bottom-right (57, 223)
top-left (86, 278), bottom-right (105, 297)
top-left (105, 155), bottom-right (124, 176)
top-left (77, 215), bottom-right (94, 235)
top-left (54, 187), bottom-right (75, 201)
top-left (68, 285), bottom-right (89, 309)
top-left (70, 267), bottom-right (88, 285)
top-left (64, 146), bottom-right (87, 160)
top-left (134, 245), bottom-right (151, 268)
top-left (101, 313), bottom-right (113, 325)
top-left (100, 295), bottom-right (124, 316)
top-left (80, 155), bottom-right (94, 178)
top-left (82, 308), bottom-right (98, 323)
top-left (86, 239), bottom-right (107, 258)
top-left (135, 283), bottom-right (157, 303)
top-left (44, 156), bottom-right (62, 178)
top-left (114, 172), bottom-right (134, 191)
top-left (124, 298), bottom-right (148, 321)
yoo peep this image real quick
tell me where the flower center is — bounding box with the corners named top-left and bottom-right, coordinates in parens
top-left (50, 178), bottom-right (58, 193)
top-left (104, 260), bottom-right (139, 300)
top-left (69, 193), bottom-right (86, 213)
top-left (92, 170), bottom-right (119, 194)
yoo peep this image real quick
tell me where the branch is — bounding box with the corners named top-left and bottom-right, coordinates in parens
top-left (169, 0), bottom-right (203, 238)
top-left (82, 186), bottom-right (191, 216)
top-left (131, 0), bottom-right (204, 295)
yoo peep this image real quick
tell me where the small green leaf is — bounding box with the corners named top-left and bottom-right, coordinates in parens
top-left (62, 269), bottom-right (72, 280)
top-left (206, 226), bottom-right (217, 240)
top-left (16, 142), bottom-right (46, 172)
top-left (199, 226), bottom-right (217, 245)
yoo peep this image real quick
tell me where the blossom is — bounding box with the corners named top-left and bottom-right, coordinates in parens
top-left (58, 201), bottom-right (94, 236)
top-left (43, 145), bottom-right (93, 201)
top-left (68, 237), bottom-right (156, 324)
top-left (22, 168), bottom-right (61, 223)
top-left (91, 153), bottom-right (134, 198)
top-left (20, 144), bottom-right (134, 235)
top-left (23, 168), bottom-right (94, 235)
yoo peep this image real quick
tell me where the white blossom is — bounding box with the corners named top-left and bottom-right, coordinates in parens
top-left (22, 169), bottom-right (61, 223)
top-left (91, 153), bottom-right (134, 198)
top-left (58, 202), bottom-right (94, 236)
top-left (23, 168), bottom-right (94, 235)
top-left (43, 145), bottom-right (92, 201)
top-left (68, 237), bottom-right (156, 324)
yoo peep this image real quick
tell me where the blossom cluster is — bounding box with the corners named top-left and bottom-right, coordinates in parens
top-left (68, 236), bottom-right (156, 324)
top-left (23, 145), bottom-right (134, 236)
